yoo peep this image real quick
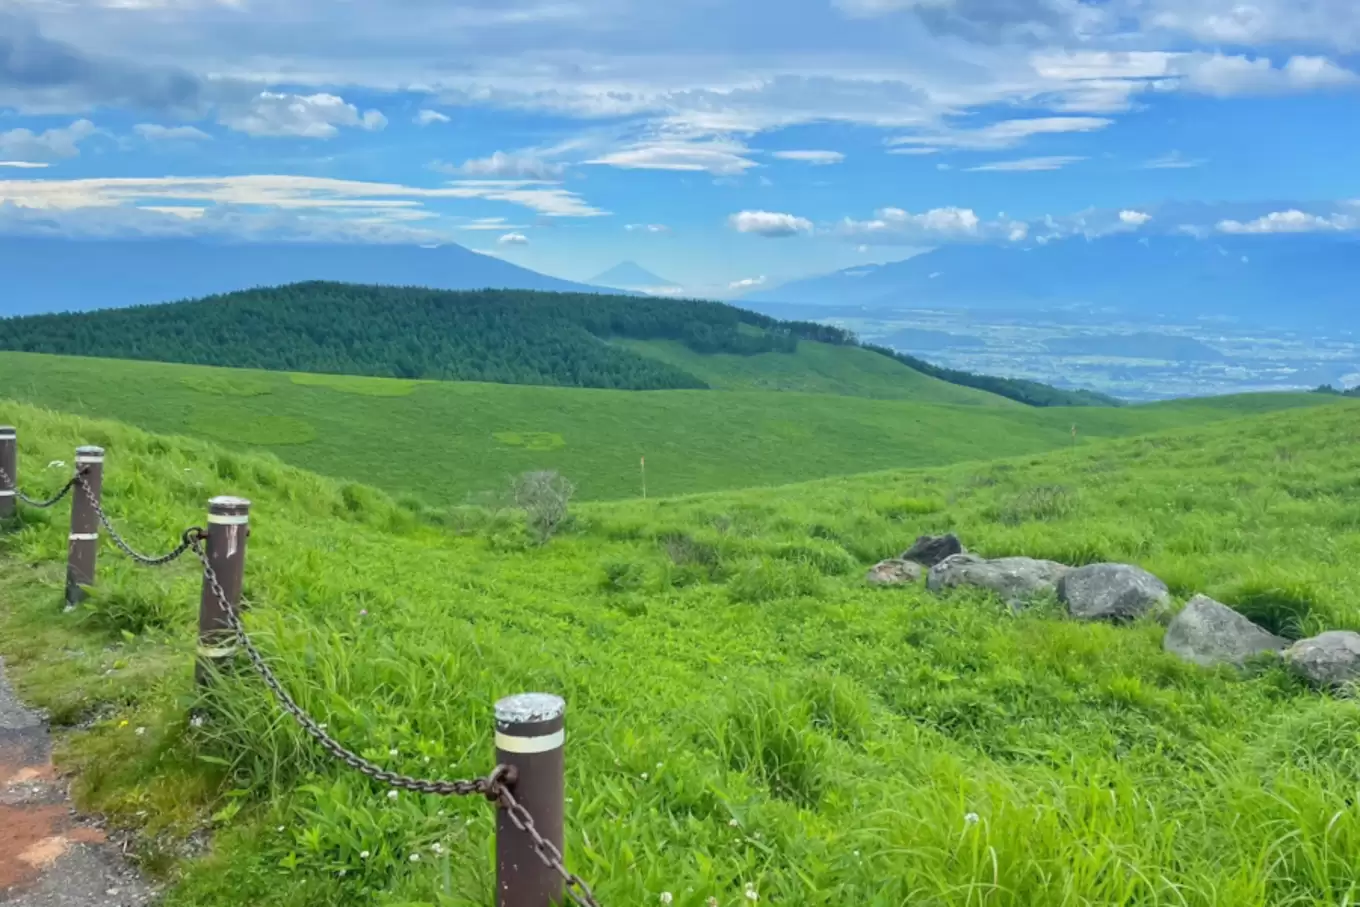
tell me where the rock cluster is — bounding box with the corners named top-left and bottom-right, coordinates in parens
top-left (867, 534), bottom-right (1360, 690)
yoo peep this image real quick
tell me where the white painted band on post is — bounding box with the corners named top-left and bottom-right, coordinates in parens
top-left (196, 644), bottom-right (237, 658)
top-left (75, 456), bottom-right (104, 465)
top-left (69, 533), bottom-right (99, 541)
top-left (207, 513), bottom-right (250, 525)
top-left (0, 490), bottom-right (14, 497)
top-left (494, 729), bottom-right (565, 754)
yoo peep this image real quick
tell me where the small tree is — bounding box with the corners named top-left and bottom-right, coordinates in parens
top-left (512, 470), bottom-right (575, 544)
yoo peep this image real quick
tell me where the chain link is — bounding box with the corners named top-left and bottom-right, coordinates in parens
top-left (0, 464), bottom-right (82, 509)
top-left (188, 537), bottom-right (602, 906)
top-left (74, 474), bottom-right (198, 566)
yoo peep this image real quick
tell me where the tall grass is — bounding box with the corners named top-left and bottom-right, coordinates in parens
top-left (0, 400), bottom-right (1358, 906)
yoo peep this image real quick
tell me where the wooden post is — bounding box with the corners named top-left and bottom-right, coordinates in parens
top-left (196, 496), bottom-right (251, 686)
top-left (495, 693), bottom-right (566, 907)
top-left (65, 445), bottom-right (104, 607)
top-left (0, 426), bottom-right (15, 520)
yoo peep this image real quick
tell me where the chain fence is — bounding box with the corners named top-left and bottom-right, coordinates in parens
top-left (2, 449), bottom-right (602, 907)
top-left (0, 464), bottom-right (83, 509)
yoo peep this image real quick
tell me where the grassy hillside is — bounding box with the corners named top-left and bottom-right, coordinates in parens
top-left (0, 280), bottom-right (1109, 407)
top-left (1, 401), bottom-right (1358, 907)
top-left (0, 352), bottom-right (1335, 505)
top-left (614, 338), bottom-right (1011, 404)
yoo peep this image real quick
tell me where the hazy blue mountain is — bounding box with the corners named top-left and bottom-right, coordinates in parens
top-left (747, 234), bottom-right (1360, 328)
top-left (1043, 333), bottom-right (1226, 361)
top-left (591, 261), bottom-right (679, 290)
top-left (0, 238), bottom-right (632, 316)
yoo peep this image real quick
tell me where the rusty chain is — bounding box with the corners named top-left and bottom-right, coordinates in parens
top-left (74, 473), bottom-right (199, 567)
top-left (188, 537), bottom-right (601, 907)
top-left (0, 464), bottom-right (83, 509)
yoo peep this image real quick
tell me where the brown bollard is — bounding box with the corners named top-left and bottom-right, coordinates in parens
top-left (65, 445), bottom-right (104, 607)
top-left (196, 496), bottom-right (251, 686)
top-left (495, 693), bottom-right (567, 907)
top-left (0, 426), bottom-right (15, 520)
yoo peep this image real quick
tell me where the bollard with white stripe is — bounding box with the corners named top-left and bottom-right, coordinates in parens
top-left (0, 426), bottom-right (15, 520)
top-left (196, 496), bottom-right (251, 687)
top-left (65, 445), bottom-right (104, 607)
top-left (495, 693), bottom-right (566, 907)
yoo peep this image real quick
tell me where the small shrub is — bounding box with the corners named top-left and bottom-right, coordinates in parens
top-left (511, 470), bottom-right (575, 544)
top-left (722, 684), bottom-right (827, 807)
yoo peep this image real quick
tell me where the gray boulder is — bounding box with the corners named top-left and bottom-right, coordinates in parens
top-left (927, 553), bottom-right (1070, 609)
top-left (902, 533), bottom-right (964, 567)
top-left (1060, 563), bottom-right (1169, 622)
top-left (867, 559), bottom-right (923, 586)
top-left (1163, 595), bottom-right (1288, 667)
top-left (1285, 631), bottom-right (1360, 688)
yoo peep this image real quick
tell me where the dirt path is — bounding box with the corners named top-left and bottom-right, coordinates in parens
top-left (0, 657), bottom-right (154, 907)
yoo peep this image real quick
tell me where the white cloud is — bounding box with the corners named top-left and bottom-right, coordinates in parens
top-left (1119, 209), bottom-right (1152, 226)
top-left (964, 155), bottom-right (1084, 171)
top-left (415, 109), bottom-right (451, 125)
top-left (1142, 0), bottom-right (1360, 52)
top-left (589, 137), bottom-right (756, 175)
top-left (498, 231), bottom-right (529, 245)
top-left (1217, 209), bottom-right (1357, 234)
top-left (728, 275), bottom-right (767, 290)
top-left (625, 223), bottom-right (669, 233)
top-left (842, 205), bottom-right (982, 239)
top-left (0, 119), bottom-right (98, 161)
top-left (1142, 150), bottom-right (1206, 169)
top-left (439, 150), bottom-right (566, 179)
top-left (728, 210), bottom-right (813, 237)
top-left (134, 123), bottom-right (212, 142)
top-left (888, 116), bottom-right (1112, 153)
top-left (1176, 53), bottom-right (1360, 97)
top-left (0, 161), bottom-right (49, 168)
top-left (219, 92), bottom-right (388, 138)
top-left (771, 150), bottom-right (845, 165)
top-left (0, 173), bottom-right (606, 224)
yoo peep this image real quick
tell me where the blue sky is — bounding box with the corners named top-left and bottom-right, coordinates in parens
top-left (0, 0), bottom-right (1357, 296)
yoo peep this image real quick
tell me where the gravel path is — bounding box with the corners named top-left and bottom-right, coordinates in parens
top-left (0, 657), bottom-right (155, 907)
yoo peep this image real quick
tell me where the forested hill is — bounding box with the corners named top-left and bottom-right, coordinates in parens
top-left (0, 281), bottom-right (1113, 404)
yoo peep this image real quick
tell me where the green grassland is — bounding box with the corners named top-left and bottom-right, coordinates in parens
top-left (0, 352), bottom-right (1336, 506)
top-left (0, 400), bottom-right (1358, 906)
top-left (612, 338), bottom-right (1012, 404)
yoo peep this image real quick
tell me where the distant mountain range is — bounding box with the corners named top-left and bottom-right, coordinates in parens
top-left (746, 234), bottom-right (1360, 329)
top-left (590, 261), bottom-right (680, 292)
top-left (0, 237), bottom-right (632, 316)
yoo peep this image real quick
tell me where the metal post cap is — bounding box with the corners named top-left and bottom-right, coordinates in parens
top-left (209, 495), bottom-right (252, 512)
top-left (494, 693), bottom-right (566, 728)
top-left (0, 426), bottom-right (15, 437)
top-left (75, 445), bottom-right (105, 456)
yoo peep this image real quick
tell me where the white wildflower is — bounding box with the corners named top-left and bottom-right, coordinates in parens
top-left (707, 899), bottom-right (719, 907)
top-left (964, 812), bottom-right (980, 826)
top-left (189, 715), bottom-right (205, 729)
top-left (276, 826), bottom-right (285, 832)
top-left (431, 843), bottom-right (444, 855)
top-left (387, 790), bottom-right (399, 800)
top-left (389, 748), bottom-right (399, 757)
top-left (410, 853), bottom-right (420, 862)
top-left (660, 893), bottom-right (673, 905)
top-left (641, 772), bottom-right (649, 781)
top-left (744, 884), bottom-right (759, 902)
top-left (728, 818), bottom-right (739, 827)
top-left (360, 851), bottom-right (370, 860)
top-left (134, 727), bottom-right (146, 737)
top-left (47, 460), bottom-right (65, 469)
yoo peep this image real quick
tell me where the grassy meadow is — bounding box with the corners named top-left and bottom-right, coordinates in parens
top-left (0, 351), bottom-right (1337, 505)
top-left (0, 399), bottom-right (1358, 906)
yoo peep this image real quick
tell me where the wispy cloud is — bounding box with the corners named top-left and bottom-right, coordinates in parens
top-left (218, 93), bottom-right (387, 138)
top-left (1142, 150), bottom-right (1206, 169)
top-left (889, 117), bottom-right (1112, 153)
top-left (415, 109), bottom-right (451, 126)
top-left (0, 161), bottom-right (49, 168)
top-left (0, 119), bottom-right (98, 161)
top-left (728, 275), bottom-right (767, 290)
top-left (436, 150), bottom-right (566, 179)
top-left (964, 155), bottom-right (1085, 172)
top-left (771, 150), bottom-right (845, 165)
top-left (498, 231), bottom-right (529, 245)
top-left (134, 123), bottom-right (212, 142)
top-left (590, 137), bottom-right (757, 175)
top-left (625, 223), bottom-right (670, 233)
